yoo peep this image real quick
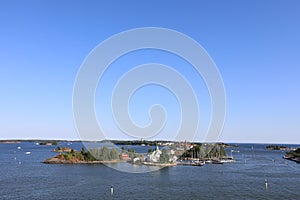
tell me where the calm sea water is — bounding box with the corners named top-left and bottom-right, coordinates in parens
top-left (1, 142), bottom-right (300, 199)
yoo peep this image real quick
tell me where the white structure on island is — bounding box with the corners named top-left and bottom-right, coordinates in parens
top-left (147, 146), bottom-right (162, 162)
top-left (146, 146), bottom-right (178, 163)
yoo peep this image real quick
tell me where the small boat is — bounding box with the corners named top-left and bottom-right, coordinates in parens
top-left (219, 157), bottom-right (235, 163)
top-left (205, 160), bottom-right (213, 164)
top-left (192, 161), bottom-right (205, 166)
top-left (17, 146), bottom-right (21, 150)
top-left (25, 152), bottom-right (31, 155)
top-left (211, 160), bottom-right (223, 164)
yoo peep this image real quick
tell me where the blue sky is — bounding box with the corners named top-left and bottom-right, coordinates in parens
top-left (0, 0), bottom-right (300, 143)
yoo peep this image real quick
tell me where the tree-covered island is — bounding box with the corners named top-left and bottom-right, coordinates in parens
top-left (284, 148), bottom-right (300, 163)
top-left (44, 142), bottom-right (236, 165)
top-left (44, 146), bottom-right (125, 164)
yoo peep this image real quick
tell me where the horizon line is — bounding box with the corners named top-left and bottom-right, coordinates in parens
top-left (0, 138), bottom-right (300, 145)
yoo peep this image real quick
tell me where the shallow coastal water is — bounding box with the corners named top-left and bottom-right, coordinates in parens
top-left (1, 142), bottom-right (300, 199)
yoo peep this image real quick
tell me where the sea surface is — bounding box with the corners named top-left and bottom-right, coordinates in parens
top-left (1, 142), bottom-right (300, 199)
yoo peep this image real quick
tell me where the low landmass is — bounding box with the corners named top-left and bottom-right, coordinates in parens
top-left (0, 139), bottom-right (237, 147)
top-left (284, 148), bottom-right (300, 163)
top-left (44, 147), bottom-right (127, 164)
top-left (44, 142), bottom-right (236, 167)
top-left (266, 145), bottom-right (289, 150)
top-left (0, 139), bottom-right (69, 143)
top-left (52, 146), bottom-right (72, 153)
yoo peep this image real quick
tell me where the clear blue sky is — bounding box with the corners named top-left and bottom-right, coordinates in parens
top-left (0, 0), bottom-right (299, 143)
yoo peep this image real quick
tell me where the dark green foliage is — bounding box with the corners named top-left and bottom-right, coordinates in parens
top-left (121, 146), bottom-right (126, 153)
top-left (286, 148), bottom-right (300, 156)
top-left (110, 148), bottom-right (120, 160)
top-left (160, 149), bottom-right (170, 163)
top-left (127, 148), bottom-right (136, 158)
top-left (266, 145), bottom-right (287, 150)
top-left (64, 153), bottom-right (71, 160)
top-left (89, 147), bottom-right (121, 161)
top-left (180, 144), bottom-right (227, 159)
top-left (294, 148), bottom-right (300, 154)
top-left (61, 147), bottom-right (97, 161)
top-left (148, 149), bottom-right (153, 154)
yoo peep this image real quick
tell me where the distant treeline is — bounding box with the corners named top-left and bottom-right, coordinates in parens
top-left (180, 144), bottom-right (227, 159)
top-left (0, 139), bottom-right (235, 148)
top-left (0, 139), bottom-right (70, 143)
top-left (110, 140), bottom-right (202, 146)
top-left (266, 145), bottom-right (288, 150)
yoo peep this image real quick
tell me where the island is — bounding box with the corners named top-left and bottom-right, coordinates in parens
top-left (284, 148), bottom-right (300, 163)
top-left (44, 147), bottom-right (125, 164)
top-left (39, 141), bottom-right (58, 146)
top-left (43, 141), bottom-right (237, 166)
top-left (52, 146), bottom-right (73, 153)
top-left (266, 145), bottom-right (289, 150)
top-left (177, 143), bottom-right (235, 164)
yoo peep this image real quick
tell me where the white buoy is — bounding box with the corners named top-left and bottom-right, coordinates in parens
top-left (110, 185), bottom-right (114, 197)
top-left (17, 146), bottom-right (21, 150)
top-left (265, 179), bottom-right (268, 191)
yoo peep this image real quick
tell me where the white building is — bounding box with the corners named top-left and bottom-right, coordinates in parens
top-left (147, 146), bottom-right (162, 162)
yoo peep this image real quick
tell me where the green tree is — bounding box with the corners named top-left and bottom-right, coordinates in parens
top-left (127, 148), bottom-right (136, 158)
top-left (110, 148), bottom-right (120, 160)
top-left (148, 149), bottom-right (153, 154)
top-left (81, 147), bottom-right (85, 155)
top-left (64, 153), bottom-right (71, 160)
top-left (219, 146), bottom-right (227, 157)
top-left (121, 146), bottom-right (126, 153)
top-left (199, 145), bottom-right (206, 159)
top-left (160, 149), bottom-right (170, 163)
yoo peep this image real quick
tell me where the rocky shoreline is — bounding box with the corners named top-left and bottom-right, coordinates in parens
top-left (283, 148), bottom-right (300, 163)
top-left (43, 157), bottom-right (126, 164)
top-left (43, 146), bottom-right (126, 164)
top-left (43, 156), bottom-right (125, 164)
top-left (283, 155), bottom-right (300, 163)
top-left (43, 157), bottom-right (102, 164)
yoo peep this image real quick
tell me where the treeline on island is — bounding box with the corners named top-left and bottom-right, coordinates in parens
top-left (44, 142), bottom-right (234, 165)
top-left (266, 145), bottom-right (288, 150)
top-left (284, 148), bottom-right (300, 163)
top-left (179, 144), bottom-right (227, 160)
top-left (45, 147), bottom-right (99, 163)
top-left (44, 146), bottom-right (139, 164)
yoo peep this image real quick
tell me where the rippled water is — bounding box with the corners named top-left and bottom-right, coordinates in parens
top-left (1, 142), bottom-right (300, 199)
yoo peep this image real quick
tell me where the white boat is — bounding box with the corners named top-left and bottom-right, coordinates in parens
top-left (25, 152), bottom-right (31, 155)
top-left (219, 158), bottom-right (235, 163)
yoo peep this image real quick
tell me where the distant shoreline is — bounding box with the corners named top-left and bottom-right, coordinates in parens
top-left (43, 157), bottom-right (126, 164)
top-left (1, 139), bottom-right (300, 146)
